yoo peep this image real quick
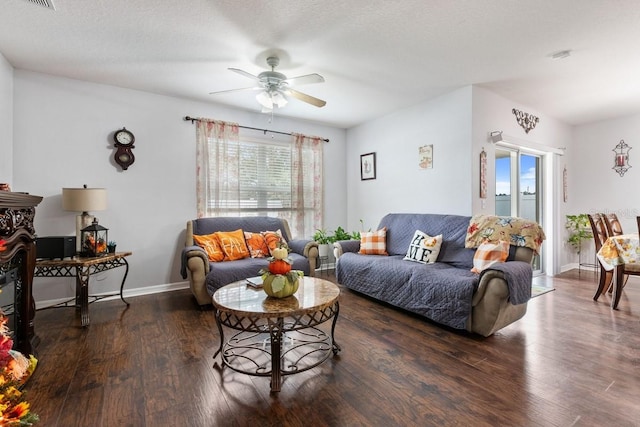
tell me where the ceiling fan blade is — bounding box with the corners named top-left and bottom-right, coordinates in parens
top-left (285, 73), bottom-right (325, 87)
top-left (209, 86), bottom-right (261, 95)
top-left (286, 88), bottom-right (326, 108)
top-left (228, 68), bottom-right (260, 81)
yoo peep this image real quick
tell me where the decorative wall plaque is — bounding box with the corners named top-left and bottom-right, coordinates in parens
top-left (512, 108), bottom-right (539, 133)
top-left (612, 139), bottom-right (631, 177)
top-left (479, 148), bottom-right (487, 199)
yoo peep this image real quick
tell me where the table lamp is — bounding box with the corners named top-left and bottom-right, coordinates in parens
top-left (62, 185), bottom-right (107, 253)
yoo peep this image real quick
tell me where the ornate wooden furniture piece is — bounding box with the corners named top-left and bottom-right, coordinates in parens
top-left (0, 191), bottom-right (43, 355)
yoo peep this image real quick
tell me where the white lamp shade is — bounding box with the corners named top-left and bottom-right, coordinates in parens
top-left (256, 91), bottom-right (273, 109)
top-left (271, 91), bottom-right (288, 108)
top-left (62, 187), bottom-right (107, 212)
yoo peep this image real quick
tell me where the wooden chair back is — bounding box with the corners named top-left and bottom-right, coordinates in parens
top-left (588, 213), bottom-right (608, 252)
top-left (604, 213), bottom-right (624, 236)
top-left (637, 216), bottom-right (640, 235)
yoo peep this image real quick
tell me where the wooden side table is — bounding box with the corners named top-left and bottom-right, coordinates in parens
top-left (35, 252), bottom-right (132, 326)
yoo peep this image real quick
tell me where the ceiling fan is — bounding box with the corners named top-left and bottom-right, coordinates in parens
top-left (209, 56), bottom-right (326, 111)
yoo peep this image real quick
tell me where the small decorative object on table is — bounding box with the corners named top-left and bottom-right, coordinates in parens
top-left (80, 218), bottom-right (108, 257)
top-left (259, 246), bottom-right (303, 298)
top-left (107, 241), bottom-right (117, 253)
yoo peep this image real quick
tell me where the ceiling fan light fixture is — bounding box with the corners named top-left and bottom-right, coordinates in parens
top-left (271, 91), bottom-right (288, 108)
top-left (256, 89), bottom-right (288, 110)
top-left (256, 91), bottom-right (274, 109)
top-left (212, 55), bottom-right (326, 110)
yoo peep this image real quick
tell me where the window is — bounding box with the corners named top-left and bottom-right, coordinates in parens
top-left (215, 136), bottom-right (293, 214)
top-left (495, 147), bottom-right (543, 272)
top-left (196, 119), bottom-right (323, 239)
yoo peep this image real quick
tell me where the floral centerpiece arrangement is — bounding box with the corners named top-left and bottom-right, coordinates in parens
top-left (259, 246), bottom-right (303, 298)
top-left (0, 239), bottom-right (38, 426)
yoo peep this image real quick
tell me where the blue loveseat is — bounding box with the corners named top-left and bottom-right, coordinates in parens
top-left (181, 216), bottom-right (319, 306)
top-left (334, 213), bottom-right (536, 336)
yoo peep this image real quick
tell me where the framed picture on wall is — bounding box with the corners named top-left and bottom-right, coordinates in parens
top-left (360, 152), bottom-right (376, 180)
top-left (419, 145), bottom-right (433, 169)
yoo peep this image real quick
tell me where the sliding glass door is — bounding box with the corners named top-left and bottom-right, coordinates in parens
top-left (495, 147), bottom-right (543, 273)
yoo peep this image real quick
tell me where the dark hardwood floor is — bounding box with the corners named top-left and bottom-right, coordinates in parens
top-left (27, 269), bottom-right (640, 426)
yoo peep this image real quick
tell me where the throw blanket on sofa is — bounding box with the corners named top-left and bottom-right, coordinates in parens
top-left (336, 254), bottom-right (479, 330)
top-left (465, 215), bottom-right (546, 254)
top-left (480, 261), bottom-right (533, 304)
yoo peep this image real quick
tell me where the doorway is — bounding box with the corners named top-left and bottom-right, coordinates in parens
top-left (495, 147), bottom-right (543, 273)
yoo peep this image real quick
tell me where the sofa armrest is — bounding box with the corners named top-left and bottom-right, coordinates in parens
top-left (288, 239), bottom-right (319, 276)
top-left (288, 239), bottom-right (316, 257)
top-left (473, 261), bottom-right (532, 306)
top-left (181, 245), bottom-right (209, 279)
top-left (333, 239), bottom-right (360, 259)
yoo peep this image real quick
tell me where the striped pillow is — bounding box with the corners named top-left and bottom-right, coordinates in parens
top-left (359, 228), bottom-right (388, 255)
top-left (471, 240), bottom-right (509, 273)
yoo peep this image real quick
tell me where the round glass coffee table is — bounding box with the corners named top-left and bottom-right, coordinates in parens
top-left (212, 276), bottom-right (341, 392)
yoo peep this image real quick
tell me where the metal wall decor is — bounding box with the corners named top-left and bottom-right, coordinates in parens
top-left (612, 139), bottom-right (632, 177)
top-left (512, 108), bottom-right (539, 133)
top-left (479, 148), bottom-right (487, 199)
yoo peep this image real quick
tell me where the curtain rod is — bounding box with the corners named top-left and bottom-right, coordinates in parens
top-left (183, 116), bottom-right (329, 142)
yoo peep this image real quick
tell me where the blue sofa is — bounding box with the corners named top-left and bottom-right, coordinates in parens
top-left (334, 213), bottom-right (535, 336)
top-left (181, 216), bottom-right (319, 306)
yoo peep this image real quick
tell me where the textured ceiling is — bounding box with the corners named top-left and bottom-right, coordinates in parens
top-left (2, 0), bottom-right (640, 128)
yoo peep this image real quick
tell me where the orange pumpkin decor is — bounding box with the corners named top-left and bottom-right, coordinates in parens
top-left (268, 259), bottom-right (292, 275)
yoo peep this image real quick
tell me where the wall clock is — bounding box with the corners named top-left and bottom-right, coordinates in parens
top-left (113, 127), bottom-right (135, 170)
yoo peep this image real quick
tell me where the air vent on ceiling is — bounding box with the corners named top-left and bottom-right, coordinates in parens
top-left (22, 0), bottom-right (56, 10)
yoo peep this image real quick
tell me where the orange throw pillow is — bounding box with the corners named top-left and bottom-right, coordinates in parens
top-left (216, 229), bottom-right (250, 261)
top-left (359, 228), bottom-right (388, 255)
top-left (244, 231), bottom-right (269, 258)
top-left (193, 233), bottom-right (225, 262)
top-left (261, 229), bottom-right (289, 256)
top-left (471, 240), bottom-right (509, 273)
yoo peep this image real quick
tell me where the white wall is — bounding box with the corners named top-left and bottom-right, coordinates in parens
top-left (571, 113), bottom-right (640, 233)
top-left (470, 87), bottom-right (573, 274)
top-left (345, 86), bottom-right (473, 232)
top-left (0, 53), bottom-right (12, 183)
top-left (13, 70), bottom-right (347, 302)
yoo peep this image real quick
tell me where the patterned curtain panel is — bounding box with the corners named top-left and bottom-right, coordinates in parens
top-left (289, 133), bottom-right (323, 238)
top-left (195, 118), bottom-right (240, 218)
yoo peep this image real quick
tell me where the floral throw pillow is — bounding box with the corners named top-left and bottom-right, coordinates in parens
top-left (244, 231), bottom-right (269, 258)
top-left (403, 230), bottom-right (442, 264)
top-left (261, 229), bottom-right (289, 256)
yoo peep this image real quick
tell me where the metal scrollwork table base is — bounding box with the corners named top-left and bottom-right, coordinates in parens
top-left (34, 252), bottom-right (132, 327)
top-left (212, 277), bottom-right (341, 392)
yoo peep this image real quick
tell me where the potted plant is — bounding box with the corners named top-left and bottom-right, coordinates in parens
top-left (565, 214), bottom-right (592, 255)
top-left (313, 229), bottom-right (335, 258)
top-left (107, 240), bottom-right (117, 253)
top-left (332, 226), bottom-right (353, 242)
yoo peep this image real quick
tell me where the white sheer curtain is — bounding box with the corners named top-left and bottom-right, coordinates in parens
top-left (289, 133), bottom-right (323, 238)
top-left (195, 118), bottom-right (240, 218)
top-left (195, 119), bottom-right (324, 239)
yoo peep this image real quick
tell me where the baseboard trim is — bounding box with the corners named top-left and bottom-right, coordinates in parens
top-left (35, 281), bottom-right (190, 310)
top-left (560, 262), bottom-right (598, 273)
